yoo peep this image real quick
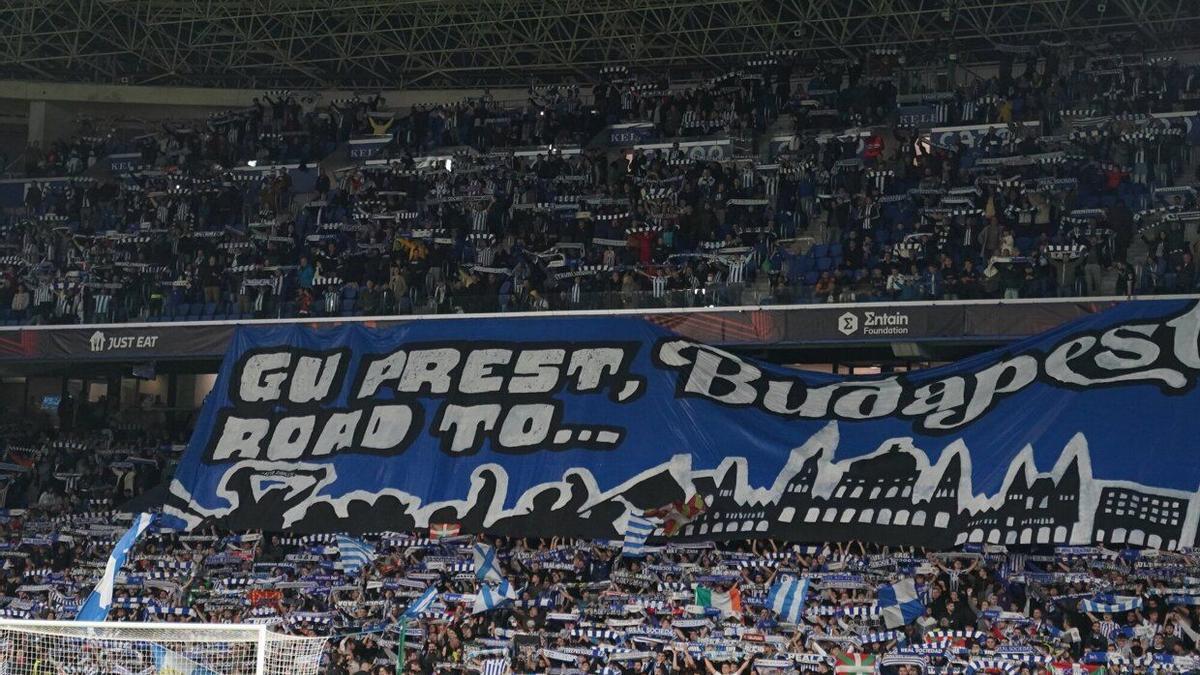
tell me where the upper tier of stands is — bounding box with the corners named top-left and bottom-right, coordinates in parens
top-left (0, 54), bottom-right (1197, 326)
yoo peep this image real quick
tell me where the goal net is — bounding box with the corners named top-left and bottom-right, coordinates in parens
top-left (0, 620), bottom-right (328, 675)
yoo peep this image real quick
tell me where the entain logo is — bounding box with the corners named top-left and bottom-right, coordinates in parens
top-left (837, 312), bottom-right (859, 336)
top-left (837, 311), bottom-right (910, 336)
top-left (88, 330), bottom-right (160, 352)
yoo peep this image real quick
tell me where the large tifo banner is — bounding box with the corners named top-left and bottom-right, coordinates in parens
top-left (166, 299), bottom-right (1200, 550)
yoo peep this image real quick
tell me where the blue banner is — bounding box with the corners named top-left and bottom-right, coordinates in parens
top-left (347, 135), bottom-right (392, 161)
top-left (106, 153), bottom-right (142, 173)
top-left (166, 300), bottom-right (1200, 549)
top-left (609, 123), bottom-right (658, 146)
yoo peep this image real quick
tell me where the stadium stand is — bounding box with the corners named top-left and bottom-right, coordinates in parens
top-left (0, 56), bottom-right (1196, 325)
top-left (3, 418), bottom-right (1200, 674)
top-left (3, 23), bottom-right (1200, 675)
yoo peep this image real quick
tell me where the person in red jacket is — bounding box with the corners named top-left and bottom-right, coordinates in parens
top-left (863, 133), bottom-right (886, 166)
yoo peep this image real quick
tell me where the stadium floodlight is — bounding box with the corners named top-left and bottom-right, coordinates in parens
top-left (0, 620), bottom-right (327, 675)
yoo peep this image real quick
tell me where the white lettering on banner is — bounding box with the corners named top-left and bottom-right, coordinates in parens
top-left (350, 347), bottom-right (624, 400)
top-left (88, 330), bottom-right (160, 352)
top-left (204, 342), bottom-right (644, 463)
top-left (211, 406), bottom-right (420, 462)
top-left (837, 311), bottom-right (910, 336)
top-left (655, 302), bottom-right (1200, 432)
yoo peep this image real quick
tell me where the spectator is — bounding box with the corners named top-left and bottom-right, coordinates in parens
top-left (358, 279), bottom-right (381, 316)
top-left (0, 54), bottom-right (1192, 326)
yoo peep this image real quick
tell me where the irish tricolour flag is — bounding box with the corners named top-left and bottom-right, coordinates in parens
top-left (694, 584), bottom-right (741, 617)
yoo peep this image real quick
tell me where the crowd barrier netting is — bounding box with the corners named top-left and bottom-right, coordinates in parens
top-left (0, 620), bottom-right (327, 675)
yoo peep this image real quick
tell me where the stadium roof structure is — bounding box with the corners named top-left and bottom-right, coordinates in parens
top-left (0, 0), bottom-right (1196, 90)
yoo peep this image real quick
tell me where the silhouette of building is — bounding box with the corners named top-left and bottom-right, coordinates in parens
top-left (685, 462), bottom-right (769, 537)
top-left (770, 449), bottom-right (825, 539)
top-left (1092, 487), bottom-right (1187, 550)
top-left (921, 452), bottom-right (966, 547)
top-left (810, 443), bottom-right (922, 530)
top-left (740, 444), bottom-right (970, 546)
top-left (958, 456), bottom-right (1080, 546)
top-left (647, 438), bottom-right (1184, 550)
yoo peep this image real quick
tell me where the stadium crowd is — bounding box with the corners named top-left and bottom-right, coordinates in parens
top-left (0, 420), bottom-right (1200, 675)
top-left (0, 54), bottom-right (1196, 325)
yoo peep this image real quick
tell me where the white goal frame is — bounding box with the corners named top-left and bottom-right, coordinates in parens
top-left (0, 619), bottom-right (328, 675)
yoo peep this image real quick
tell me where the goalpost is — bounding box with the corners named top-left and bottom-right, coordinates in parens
top-left (0, 620), bottom-right (328, 675)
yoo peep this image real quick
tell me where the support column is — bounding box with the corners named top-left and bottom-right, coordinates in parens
top-left (26, 100), bottom-right (45, 146)
top-left (166, 372), bottom-right (178, 435)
